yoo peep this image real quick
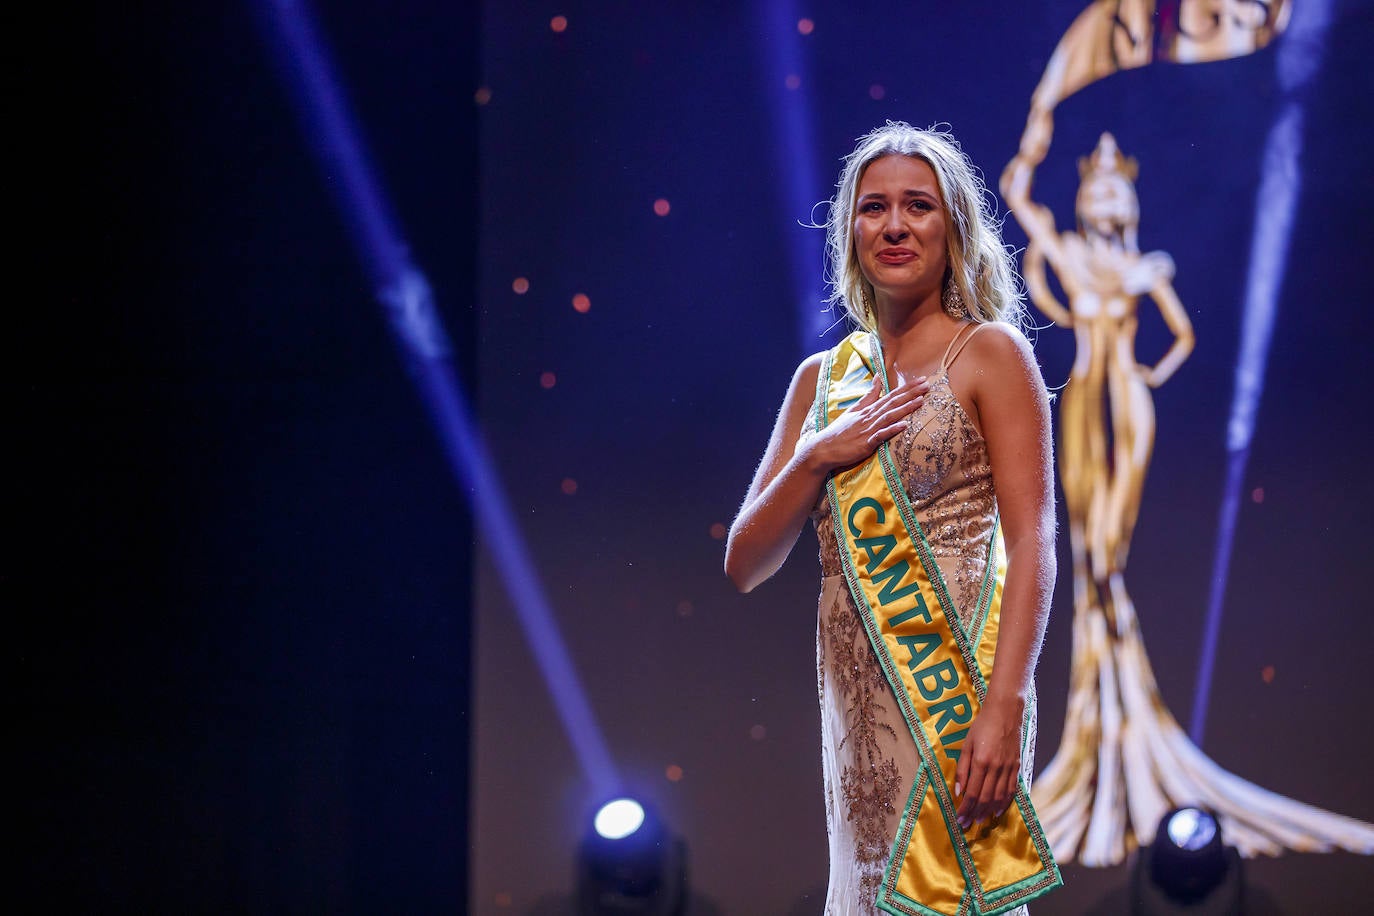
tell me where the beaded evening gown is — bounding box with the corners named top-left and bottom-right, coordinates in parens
top-left (804, 329), bottom-right (1036, 915)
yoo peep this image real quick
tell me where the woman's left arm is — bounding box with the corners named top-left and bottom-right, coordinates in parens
top-left (954, 324), bottom-right (1057, 830)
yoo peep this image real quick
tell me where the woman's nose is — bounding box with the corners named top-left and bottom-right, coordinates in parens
top-left (883, 211), bottom-right (907, 241)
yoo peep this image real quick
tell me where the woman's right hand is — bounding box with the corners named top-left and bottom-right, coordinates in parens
top-left (799, 372), bottom-right (929, 474)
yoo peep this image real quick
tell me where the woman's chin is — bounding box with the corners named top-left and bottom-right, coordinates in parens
top-left (868, 282), bottom-right (941, 309)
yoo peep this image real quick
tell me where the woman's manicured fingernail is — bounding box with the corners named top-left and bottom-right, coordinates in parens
top-left (955, 781), bottom-right (962, 795)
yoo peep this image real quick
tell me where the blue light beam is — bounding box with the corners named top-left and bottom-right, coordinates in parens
top-left (758, 0), bottom-right (834, 353)
top-left (1189, 0), bottom-right (1332, 744)
top-left (256, 0), bottom-right (619, 796)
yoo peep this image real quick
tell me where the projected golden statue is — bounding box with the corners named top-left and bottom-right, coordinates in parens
top-left (1000, 0), bottom-right (1374, 868)
top-left (1011, 128), bottom-right (1192, 607)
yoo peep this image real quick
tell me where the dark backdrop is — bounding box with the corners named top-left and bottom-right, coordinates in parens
top-left (16, 1), bottom-right (478, 909)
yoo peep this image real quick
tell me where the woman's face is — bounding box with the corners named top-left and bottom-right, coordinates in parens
top-left (853, 155), bottom-right (949, 306)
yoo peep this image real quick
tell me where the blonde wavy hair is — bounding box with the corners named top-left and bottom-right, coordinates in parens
top-left (824, 122), bottom-right (1024, 330)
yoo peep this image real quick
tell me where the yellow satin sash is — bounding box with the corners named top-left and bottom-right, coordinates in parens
top-left (818, 332), bottom-right (1061, 916)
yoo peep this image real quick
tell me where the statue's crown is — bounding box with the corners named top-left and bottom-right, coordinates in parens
top-left (1078, 132), bottom-right (1138, 182)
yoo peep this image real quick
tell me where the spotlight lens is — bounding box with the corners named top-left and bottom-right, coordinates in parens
top-left (594, 799), bottom-right (645, 840)
top-left (1166, 807), bottom-right (1217, 850)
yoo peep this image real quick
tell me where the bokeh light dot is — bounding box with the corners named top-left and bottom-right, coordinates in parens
top-left (750, 724), bottom-right (767, 741)
top-left (676, 599), bottom-right (694, 617)
top-left (869, 83), bottom-right (886, 100)
top-left (1251, 487), bottom-right (1264, 503)
top-left (540, 371), bottom-right (557, 389)
top-left (561, 477), bottom-right (578, 495)
top-left (512, 276), bottom-right (529, 294)
top-left (1261, 664), bottom-right (1276, 684)
top-left (797, 18), bottom-right (815, 35)
top-left (665, 764), bottom-right (684, 782)
top-left (494, 892), bottom-right (513, 908)
top-left (572, 293), bottom-right (591, 313)
top-left (785, 73), bottom-right (801, 90)
top-left (550, 15), bottom-right (567, 33)
top-left (474, 86), bottom-right (492, 105)
top-left (709, 522), bottom-right (727, 540)
top-left (653, 197), bottom-right (671, 216)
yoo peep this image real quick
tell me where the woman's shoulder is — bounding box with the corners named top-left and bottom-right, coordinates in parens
top-left (967, 321), bottom-right (1032, 355)
top-left (793, 350), bottom-right (827, 384)
top-left (781, 350), bottom-right (828, 408)
top-left (964, 322), bottom-right (1044, 386)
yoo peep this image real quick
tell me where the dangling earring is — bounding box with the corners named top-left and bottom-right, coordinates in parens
top-left (859, 285), bottom-right (875, 324)
top-left (942, 280), bottom-right (969, 320)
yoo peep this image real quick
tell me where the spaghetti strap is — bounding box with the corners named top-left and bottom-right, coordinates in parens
top-left (939, 322), bottom-right (985, 372)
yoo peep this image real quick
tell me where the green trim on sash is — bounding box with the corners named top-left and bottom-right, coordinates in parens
top-left (970, 521), bottom-right (1000, 648)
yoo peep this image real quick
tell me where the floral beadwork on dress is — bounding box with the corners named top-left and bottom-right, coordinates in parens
top-left (824, 582), bottom-right (902, 900)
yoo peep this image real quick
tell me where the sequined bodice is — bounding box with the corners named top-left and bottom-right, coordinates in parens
top-left (807, 368), bottom-right (996, 621)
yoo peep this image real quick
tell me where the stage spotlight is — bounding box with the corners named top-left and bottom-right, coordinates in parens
top-left (576, 798), bottom-right (687, 916)
top-left (1132, 806), bottom-right (1243, 915)
top-left (594, 799), bottom-right (645, 840)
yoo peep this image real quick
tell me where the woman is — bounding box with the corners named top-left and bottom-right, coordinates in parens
top-left (725, 123), bottom-right (1061, 914)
